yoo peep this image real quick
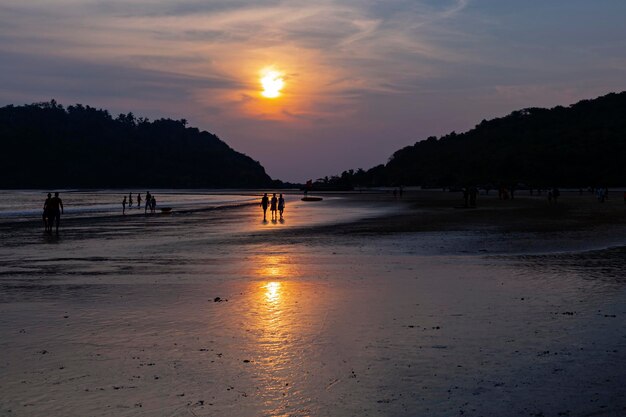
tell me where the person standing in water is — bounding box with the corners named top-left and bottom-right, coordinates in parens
top-left (270, 193), bottom-right (278, 221)
top-left (145, 191), bottom-right (151, 213)
top-left (128, 192), bottom-right (133, 208)
top-left (150, 195), bottom-right (156, 213)
top-left (278, 194), bottom-right (285, 219)
top-left (42, 192), bottom-right (52, 233)
top-left (48, 192), bottom-right (64, 235)
top-left (122, 196), bottom-right (127, 214)
top-left (137, 193), bottom-right (142, 210)
top-left (260, 193), bottom-right (269, 221)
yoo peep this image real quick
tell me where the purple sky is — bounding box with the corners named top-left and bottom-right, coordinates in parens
top-left (2, 0), bottom-right (626, 182)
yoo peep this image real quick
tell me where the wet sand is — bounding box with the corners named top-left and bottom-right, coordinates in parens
top-left (1, 190), bottom-right (626, 416)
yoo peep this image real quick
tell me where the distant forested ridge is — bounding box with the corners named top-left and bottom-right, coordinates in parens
top-left (0, 101), bottom-right (274, 188)
top-left (320, 92), bottom-right (626, 189)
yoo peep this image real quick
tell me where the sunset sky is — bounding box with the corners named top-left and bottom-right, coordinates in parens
top-left (2, 0), bottom-right (626, 182)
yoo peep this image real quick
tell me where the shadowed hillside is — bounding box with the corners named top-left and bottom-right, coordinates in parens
top-left (321, 92), bottom-right (626, 189)
top-left (0, 101), bottom-right (274, 188)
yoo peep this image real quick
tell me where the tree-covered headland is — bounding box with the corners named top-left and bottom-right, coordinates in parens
top-left (0, 101), bottom-right (274, 188)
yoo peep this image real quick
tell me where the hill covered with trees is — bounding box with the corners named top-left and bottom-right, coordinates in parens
top-left (0, 101), bottom-right (274, 188)
top-left (318, 92), bottom-right (626, 189)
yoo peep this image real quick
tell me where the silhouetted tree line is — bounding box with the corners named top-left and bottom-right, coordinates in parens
top-left (323, 92), bottom-right (626, 189)
top-left (0, 100), bottom-right (274, 188)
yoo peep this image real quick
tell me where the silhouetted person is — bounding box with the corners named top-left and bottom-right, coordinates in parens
top-left (270, 193), bottom-right (278, 221)
top-left (137, 193), bottom-right (142, 209)
top-left (260, 193), bottom-right (269, 221)
top-left (128, 192), bottom-right (133, 208)
top-left (122, 196), bottom-right (127, 215)
top-left (48, 192), bottom-right (64, 234)
top-left (278, 194), bottom-right (285, 218)
top-left (399, 186), bottom-right (404, 198)
top-left (145, 191), bottom-right (151, 213)
top-left (43, 192), bottom-right (52, 233)
top-left (552, 187), bottom-right (560, 203)
top-left (150, 196), bottom-right (156, 213)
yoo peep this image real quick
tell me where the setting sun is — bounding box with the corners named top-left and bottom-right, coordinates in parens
top-left (260, 68), bottom-right (285, 98)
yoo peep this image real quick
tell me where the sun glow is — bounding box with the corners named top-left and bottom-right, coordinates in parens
top-left (260, 68), bottom-right (285, 98)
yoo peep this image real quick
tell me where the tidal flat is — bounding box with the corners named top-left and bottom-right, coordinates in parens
top-left (1, 190), bottom-right (625, 416)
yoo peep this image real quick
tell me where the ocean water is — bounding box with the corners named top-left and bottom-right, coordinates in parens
top-left (1, 190), bottom-right (625, 416)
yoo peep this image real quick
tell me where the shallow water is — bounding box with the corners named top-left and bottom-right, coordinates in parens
top-left (1, 191), bottom-right (625, 416)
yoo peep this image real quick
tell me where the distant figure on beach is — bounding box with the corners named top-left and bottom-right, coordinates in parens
top-left (122, 196), bottom-right (127, 215)
top-left (137, 193), bottom-right (142, 210)
top-left (552, 188), bottom-right (560, 203)
top-left (42, 192), bottom-right (52, 232)
top-left (399, 185), bottom-right (404, 198)
top-left (48, 192), bottom-right (64, 234)
top-left (150, 196), bottom-right (156, 213)
top-left (270, 193), bottom-right (278, 221)
top-left (145, 191), bottom-right (151, 213)
top-left (128, 192), bottom-right (133, 208)
top-left (260, 193), bottom-right (269, 221)
top-left (278, 194), bottom-right (285, 218)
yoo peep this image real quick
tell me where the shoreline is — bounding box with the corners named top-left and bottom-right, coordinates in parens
top-left (2, 189), bottom-right (626, 256)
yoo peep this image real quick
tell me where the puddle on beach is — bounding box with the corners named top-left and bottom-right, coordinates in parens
top-left (1, 194), bottom-right (626, 416)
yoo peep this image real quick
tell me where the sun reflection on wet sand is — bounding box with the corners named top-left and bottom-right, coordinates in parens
top-left (245, 252), bottom-right (313, 415)
top-left (264, 281), bottom-right (282, 304)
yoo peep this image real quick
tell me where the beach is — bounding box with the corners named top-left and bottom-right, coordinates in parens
top-left (1, 190), bottom-right (626, 416)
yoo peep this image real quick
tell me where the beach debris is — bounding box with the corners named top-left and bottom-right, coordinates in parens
top-left (39, 350), bottom-right (48, 355)
top-left (243, 359), bottom-right (250, 363)
top-left (213, 297), bottom-right (228, 302)
top-left (604, 314), bottom-right (616, 317)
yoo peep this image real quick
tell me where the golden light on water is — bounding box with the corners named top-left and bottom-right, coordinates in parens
top-left (260, 68), bottom-right (285, 98)
top-left (264, 281), bottom-right (282, 304)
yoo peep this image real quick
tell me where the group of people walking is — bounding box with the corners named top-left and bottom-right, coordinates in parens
top-left (123, 191), bottom-right (156, 214)
top-left (260, 193), bottom-right (285, 221)
top-left (42, 192), bottom-right (63, 234)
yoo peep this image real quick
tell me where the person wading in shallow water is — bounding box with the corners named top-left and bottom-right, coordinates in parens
top-left (42, 192), bottom-right (52, 233)
top-left (270, 193), bottom-right (278, 221)
top-left (145, 191), bottom-right (151, 214)
top-left (260, 193), bottom-right (269, 221)
top-left (48, 192), bottom-right (64, 235)
top-left (122, 196), bottom-right (127, 215)
top-left (278, 194), bottom-right (285, 219)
